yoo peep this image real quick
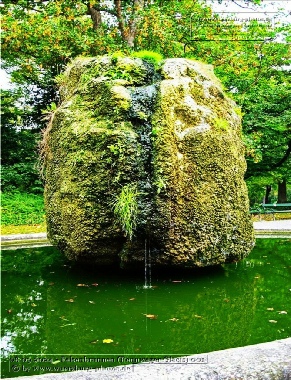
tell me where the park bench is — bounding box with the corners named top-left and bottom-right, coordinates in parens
top-left (250, 203), bottom-right (291, 220)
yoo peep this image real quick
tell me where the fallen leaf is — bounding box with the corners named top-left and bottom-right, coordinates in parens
top-left (103, 339), bottom-right (114, 344)
top-left (7, 309), bottom-right (12, 314)
top-left (65, 299), bottom-right (75, 303)
top-left (89, 301), bottom-right (95, 304)
top-left (169, 318), bottom-right (179, 322)
top-left (254, 276), bottom-right (260, 279)
top-left (31, 303), bottom-right (37, 307)
top-left (269, 320), bottom-right (277, 323)
top-left (143, 314), bottom-right (158, 320)
top-left (278, 311), bottom-right (287, 314)
top-left (60, 316), bottom-right (69, 321)
top-left (48, 282), bottom-right (55, 286)
top-left (90, 340), bottom-right (99, 344)
top-left (194, 315), bottom-right (203, 319)
top-left (223, 299), bottom-right (230, 303)
top-left (77, 284), bottom-right (88, 287)
top-left (60, 323), bottom-right (76, 328)
top-left (129, 298), bottom-right (135, 301)
top-left (267, 308), bottom-right (274, 311)
top-left (91, 283), bottom-right (99, 287)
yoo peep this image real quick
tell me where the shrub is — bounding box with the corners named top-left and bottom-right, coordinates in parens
top-left (1, 163), bottom-right (43, 194)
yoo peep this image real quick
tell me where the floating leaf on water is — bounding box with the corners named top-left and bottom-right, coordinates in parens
top-left (278, 311), bottom-right (287, 314)
top-left (129, 298), bottom-right (135, 301)
top-left (269, 320), bottom-right (277, 323)
top-left (143, 314), bottom-right (158, 320)
top-left (65, 299), bottom-right (75, 303)
top-left (52, 360), bottom-right (61, 365)
top-left (31, 303), bottom-right (37, 307)
top-left (194, 315), bottom-right (203, 319)
top-left (89, 301), bottom-right (95, 304)
top-left (15, 295), bottom-right (24, 304)
top-left (267, 308), bottom-right (274, 311)
top-left (60, 323), bottom-right (76, 328)
top-left (103, 339), bottom-right (114, 344)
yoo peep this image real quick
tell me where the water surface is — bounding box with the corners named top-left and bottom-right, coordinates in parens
top-left (1, 239), bottom-right (290, 377)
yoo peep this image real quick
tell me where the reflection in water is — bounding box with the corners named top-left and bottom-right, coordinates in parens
top-left (1, 240), bottom-right (290, 377)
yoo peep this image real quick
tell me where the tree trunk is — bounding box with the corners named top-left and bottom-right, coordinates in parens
top-left (264, 185), bottom-right (272, 204)
top-left (88, 4), bottom-right (102, 30)
top-left (278, 179), bottom-right (287, 203)
top-left (114, 0), bottom-right (144, 48)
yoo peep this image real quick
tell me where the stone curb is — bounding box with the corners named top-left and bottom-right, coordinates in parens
top-left (3, 338), bottom-right (291, 380)
top-left (1, 233), bottom-right (47, 242)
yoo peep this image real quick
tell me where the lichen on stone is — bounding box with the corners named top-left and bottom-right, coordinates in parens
top-left (43, 56), bottom-right (254, 267)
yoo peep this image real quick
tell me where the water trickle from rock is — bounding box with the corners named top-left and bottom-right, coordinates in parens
top-left (143, 238), bottom-right (152, 289)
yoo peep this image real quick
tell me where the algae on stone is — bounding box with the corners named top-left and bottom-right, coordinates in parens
top-left (42, 56), bottom-right (254, 267)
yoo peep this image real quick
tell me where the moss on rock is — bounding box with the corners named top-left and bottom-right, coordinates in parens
top-left (43, 56), bottom-right (254, 267)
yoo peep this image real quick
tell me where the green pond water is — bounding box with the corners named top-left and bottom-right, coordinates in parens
top-left (1, 238), bottom-right (290, 378)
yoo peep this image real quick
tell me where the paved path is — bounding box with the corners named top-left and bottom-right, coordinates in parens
top-left (254, 219), bottom-right (291, 231)
top-left (1, 232), bottom-right (47, 241)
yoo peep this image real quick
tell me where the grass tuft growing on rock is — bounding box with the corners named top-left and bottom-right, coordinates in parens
top-left (112, 184), bottom-right (139, 240)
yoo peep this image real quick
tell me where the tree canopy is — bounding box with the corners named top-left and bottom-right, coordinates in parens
top-left (1, 0), bottom-right (290, 201)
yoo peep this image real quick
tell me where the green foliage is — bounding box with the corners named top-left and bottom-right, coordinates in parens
top-left (1, 89), bottom-right (44, 194)
top-left (239, 78), bottom-right (291, 179)
top-left (1, 192), bottom-right (45, 226)
top-left (1, 0), bottom-right (290, 196)
top-left (1, 164), bottom-right (43, 194)
top-left (112, 184), bottom-right (139, 240)
top-left (111, 51), bottom-right (126, 63)
top-left (131, 51), bottom-right (163, 68)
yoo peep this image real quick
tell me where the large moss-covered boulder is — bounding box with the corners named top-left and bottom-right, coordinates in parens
top-left (43, 56), bottom-right (254, 267)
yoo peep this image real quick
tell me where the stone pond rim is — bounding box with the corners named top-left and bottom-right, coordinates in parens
top-left (42, 55), bottom-right (255, 267)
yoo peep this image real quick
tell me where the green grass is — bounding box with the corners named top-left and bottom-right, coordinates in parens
top-left (131, 51), bottom-right (163, 68)
top-left (1, 192), bottom-right (45, 227)
top-left (1, 223), bottom-right (47, 235)
top-left (112, 184), bottom-right (139, 240)
top-left (251, 213), bottom-right (291, 221)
